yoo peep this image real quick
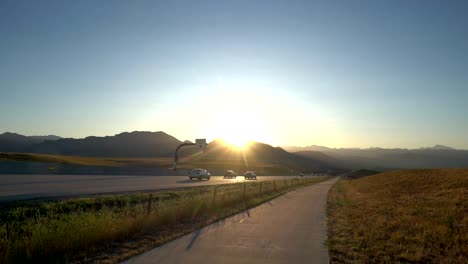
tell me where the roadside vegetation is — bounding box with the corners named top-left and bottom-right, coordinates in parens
top-left (0, 176), bottom-right (331, 263)
top-left (327, 169), bottom-right (467, 263)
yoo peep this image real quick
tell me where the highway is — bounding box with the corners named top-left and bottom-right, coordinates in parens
top-left (0, 174), bottom-right (312, 202)
top-left (123, 177), bottom-right (339, 264)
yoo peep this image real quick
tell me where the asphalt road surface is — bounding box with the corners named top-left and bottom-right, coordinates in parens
top-left (0, 174), bottom-right (318, 202)
top-left (123, 177), bottom-right (339, 264)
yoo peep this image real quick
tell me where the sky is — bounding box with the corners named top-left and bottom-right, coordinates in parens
top-left (1, 0), bottom-right (467, 149)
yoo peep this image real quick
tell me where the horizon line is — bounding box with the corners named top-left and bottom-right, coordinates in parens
top-left (0, 130), bottom-right (463, 151)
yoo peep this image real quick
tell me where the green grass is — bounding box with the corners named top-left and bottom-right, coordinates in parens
top-left (327, 169), bottom-right (468, 263)
top-left (0, 176), bottom-right (331, 263)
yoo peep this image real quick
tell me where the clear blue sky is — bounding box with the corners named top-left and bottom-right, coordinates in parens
top-left (1, 0), bottom-right (467, 148)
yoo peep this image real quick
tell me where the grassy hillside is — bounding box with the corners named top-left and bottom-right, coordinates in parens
top-left (0, 152), bottom-right (122, 166)
top-left (0, 133), bottom-right (344, 175)
top-left (0, 152), bottom-right (287, 168)
top-left (344, 169), bottom-right (381, 179)
top-left (0, 152), bottom-right (302, 175)
top-left (327, 169), bottom-right (467, 263)
top-left (185, 140), bottom-right (344, 173)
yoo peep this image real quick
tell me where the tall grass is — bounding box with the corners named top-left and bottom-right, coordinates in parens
top-left (327, 169), bottom-right (467, 263)
top-left (0, 177), bottom-right (330, 263)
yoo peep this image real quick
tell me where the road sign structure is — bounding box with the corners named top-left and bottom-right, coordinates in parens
top-left (173, 138), bottom-right (207, 171)
top-left (195, 138), bottom-right (207, 149)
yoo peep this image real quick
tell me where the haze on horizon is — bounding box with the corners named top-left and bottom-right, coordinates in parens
top-left (1, 1), bottom-right (467, 149)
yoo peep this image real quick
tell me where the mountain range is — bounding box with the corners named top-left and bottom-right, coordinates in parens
top-left (0, 131), bottom-right (185, 157)
top-left (0, 132), bottom-right (62, 152)
top-left (0, 131), bottom-right (341, 175)
top-left (1, 131), bottom-right (468, 173)
top-left (284, 145), bottom-right (468, 170)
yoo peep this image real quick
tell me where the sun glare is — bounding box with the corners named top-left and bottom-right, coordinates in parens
top-left (203, 79), bottom-right (275, 147)
top-left (207, 106), bottom-right (272, 149)
top-left (220, 135), bottom-right (251, 149)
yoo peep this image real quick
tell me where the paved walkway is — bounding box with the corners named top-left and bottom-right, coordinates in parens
top-left (123, 177), bottom-right (339, 264)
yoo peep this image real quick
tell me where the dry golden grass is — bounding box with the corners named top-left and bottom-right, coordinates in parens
top-left (327, 169), bottom-right (468, 263)
top-left (0, 152), bottom-right (291, 172)
top-left (0, 152), bottom-right (175, 167)
top-left (0, 152), bottom-right (121, 166)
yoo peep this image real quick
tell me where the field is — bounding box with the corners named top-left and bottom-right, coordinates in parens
top-left (0, 176), bottom-right (331, 263)
top-left (0, 152), bottom-right (297, 175)
top-left (327, 169), bottom-right (468, 263)
top-left (0, 152), bottom-right (170, 167)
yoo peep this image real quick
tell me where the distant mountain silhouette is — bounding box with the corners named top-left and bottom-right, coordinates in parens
top-left (420, 144), bottom-right (454, 150)
top-left (283, 145), bottom-right (468, 170)
top-left (293, 150), bottom-right (339, 165)
top-left (0, 132), bottom-right (341, 171)
top-left (3, 131), bottom-right (466, 171)
top-left (28, 135), bottom-right (62, 143)
top-left (0, 132), bottom-right (62, 152)
top-left (31, 131), bottom-right (184, 157)
top-left (0, 131), bottom-right (184, 157)
top-left (0, 132), bottom-right (343, 175)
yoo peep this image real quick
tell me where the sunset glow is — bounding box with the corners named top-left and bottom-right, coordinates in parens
top-left (1, 2), bottom-right (468, 263)
top-left (1, 1), bottom-right (467, 149)
top-left (218, 138), bottom-right (251, 150)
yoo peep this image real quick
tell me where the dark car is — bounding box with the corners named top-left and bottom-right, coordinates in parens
top-left (224, 170), bottom-right (237, 179)
top-left (189, 168), bottom-right (211, 180)
top-left (244, 171), bottom-right (257, 180)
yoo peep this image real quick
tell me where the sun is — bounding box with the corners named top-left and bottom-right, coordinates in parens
top-left (220, 134), bottom-right (251, 149)
top-left (207, 108), bottom-right (265, 150)
top-left (206, 105), bottom-right (274, 149)
top-left (203, 80), bottom-right (275, 147)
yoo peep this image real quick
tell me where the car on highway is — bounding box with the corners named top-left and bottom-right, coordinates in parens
top-left (244, 171), bottom-right (257, 180)
top-left (223, 170), bottom-right (237, 179)
top-left (189, 168), bottom-right (211, 180)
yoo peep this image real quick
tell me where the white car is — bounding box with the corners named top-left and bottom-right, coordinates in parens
top-left (189, 168), bottom-right (211, 180)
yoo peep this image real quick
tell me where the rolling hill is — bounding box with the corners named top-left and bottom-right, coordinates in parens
top-left (3, 131), bottom-right (468, 174)
top-left (0, 132), bottom-right (344, 175)
top-left (0, 132), bottom-right (62, 152)
top-left (179, 140), bottom-right (343, 174)
top-left (30, 131), bottom-right (183, 157)
top-left (284, 145), bottom-right (468, 170)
